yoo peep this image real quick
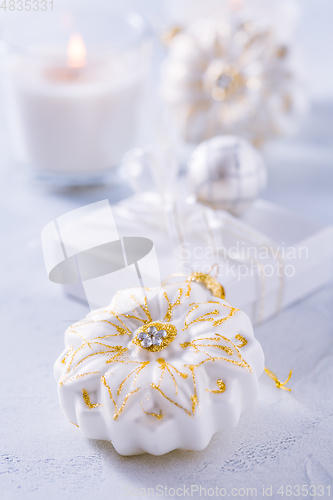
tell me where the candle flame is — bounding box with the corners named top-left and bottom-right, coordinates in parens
top-left (229, 0), bottom-right (244, 11)
top-left (67, 33), bottom-right (87, 68)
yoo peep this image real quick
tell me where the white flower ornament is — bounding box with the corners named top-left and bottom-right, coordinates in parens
top-left (55, 273), bottom-right (264, 455)
top-left (161, 16), bottom-right (306, 145)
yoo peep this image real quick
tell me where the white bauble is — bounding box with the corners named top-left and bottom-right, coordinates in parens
top-left (161, 8), bottom-right (307, 145)
top-left (188, 135), bottom-right (267, 215)
top-left (54, 274), bottom-right (264, 455)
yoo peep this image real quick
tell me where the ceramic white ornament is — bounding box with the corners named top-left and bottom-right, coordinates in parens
top-left (161, 11), bottom-right (306, 145)
top-left (54, 273), bottom-right (264, 455)
top-left (187, 135), bottom-right (267, 215)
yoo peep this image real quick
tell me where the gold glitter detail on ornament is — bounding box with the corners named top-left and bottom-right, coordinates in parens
top-left (182, 334), bottom-right (252, 373)
top-left (117, 361), bottom-right (150, 395)
top-left (59, 371), bottom-right (101, 387)
top-left (187, 365), bottom-right (199, 415)
top-left (68, 346), bottom-right (127, 374)
top-left (157, 358), bottom-right (188, 395)
top-left (151, 383), bottom-right (192, 417)
top-left (150, 359), bottom-right (192, 416)
top-left (133, 322), bottom-right (178, 352)
top-left (142, 407), bottom-right (164, 419)
top-left (164, 289), bottom-right (183, 322)
top-left (181, 333), bottom-right (234, 357)
top-left (213, 306), bottom-right (239, 326)
top-left (69, 421), bottom-right (79, 427)
top-left (133, 295), bottom-right (153, 323)
top-left (264, 367), bottom-right (292, 391)
top-left (62, 346), bottom-right (73, 364)
top-left (82, 389), bottom-right (104, 409)
top-left (101, 376), bottom-right (140, 421)
top-left (68, 313), bottom-right (132, 336)
top-left (206, 379), bottom-right (226, 394)
top-left (183, 305), bottom-right (220, 330)
top-left (185, 272), bottom-right (225, 300)
top-left (235, 334), bottom-right (247, 348)
top-left (276, 45), bottom-right (288, 58)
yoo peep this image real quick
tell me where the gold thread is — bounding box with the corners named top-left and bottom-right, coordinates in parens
top-left (82, 389), bottom-right (104, 409)
top-left (206, 379), bottom-right (226, 394)
top-left (264, 367), bottom-right (292, 391)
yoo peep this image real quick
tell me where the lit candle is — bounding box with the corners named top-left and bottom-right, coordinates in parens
top-left (1, 13), bottom-right (150, 185)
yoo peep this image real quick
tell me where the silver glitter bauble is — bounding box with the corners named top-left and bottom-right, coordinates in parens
top-left (187, 135), bottom-right (267, 215)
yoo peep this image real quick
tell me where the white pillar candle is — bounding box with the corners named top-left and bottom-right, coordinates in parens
top-left (1, 13), bottom-right (151, 184)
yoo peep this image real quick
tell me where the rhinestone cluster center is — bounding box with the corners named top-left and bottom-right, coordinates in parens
top-left (133, 321), bottom-right (178, 353)
top-left (138, 326), bottom-right (167, 348)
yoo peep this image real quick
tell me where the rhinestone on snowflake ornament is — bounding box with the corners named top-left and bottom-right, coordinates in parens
top-left (134, 323), bottom-right (176, 351)
top-left (54, 272), bottom-right (264, 456)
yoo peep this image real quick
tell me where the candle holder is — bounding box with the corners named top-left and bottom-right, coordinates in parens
top-left (0, 10), bottom-right (152, 188)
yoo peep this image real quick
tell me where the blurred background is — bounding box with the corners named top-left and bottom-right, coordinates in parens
top-left (0, 0), bottom-right (332, 224)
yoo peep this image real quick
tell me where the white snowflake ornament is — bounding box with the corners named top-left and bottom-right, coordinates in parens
top-left (54, 272), bottom-right (264, 455)
top-left (161, 14), bottom-right (306, 145)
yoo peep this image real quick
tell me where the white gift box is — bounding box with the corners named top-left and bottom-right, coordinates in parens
top-left (220, 200), bottom-right (333, 323)
top-left (56, 195), bottom-right (333, 325)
